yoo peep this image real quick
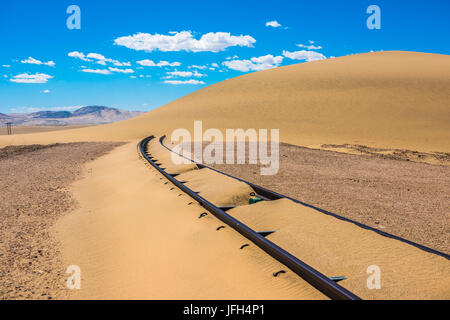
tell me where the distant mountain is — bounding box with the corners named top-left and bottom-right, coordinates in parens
top-left (72, 106), bottom-right (121, 117)
top-left (1, 106), bottom-right (145, 126)
top-left (31, 111), bottom-right (72, 119)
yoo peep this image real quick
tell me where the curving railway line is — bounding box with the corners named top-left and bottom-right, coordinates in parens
top-left (138, 135), bottom-right (450, 300)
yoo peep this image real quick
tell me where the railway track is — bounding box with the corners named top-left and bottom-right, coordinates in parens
top-left (139, 136), bottom-right (361, 300)
top-left (140, 135), bottom-right (449, 300)
top-left (158, 135), bottom-right (450, 261)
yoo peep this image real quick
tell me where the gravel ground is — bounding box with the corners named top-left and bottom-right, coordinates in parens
top-left (0, 142), bottom-right (123, 299)
top-left (184, 142), bottom-right (449, 254)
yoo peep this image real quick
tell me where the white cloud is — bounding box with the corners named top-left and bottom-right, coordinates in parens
top-left (189, 63), bottom-right (219, 70)
top-left (297, 41), bottom-right (323, 50)
top-left (130, 75), bottom-right (137, 78)
top-left (10, 73), bottom-right (53, 83)
top-left (192, 71), bottom-right (206, 77)
top-left (282, 50), bottom-right (326, 62)
top-left (69, 51), bottom-right (130, 66)
top-left (114, 31), bottom-right (256, 53)
top-left (21, 57), bottom-right (42, 64)
top-left (137, 59), bottom-right (181, 67)
top-left (21, 57), bottom-right (55, 67)
top-left (226, 55), bottom-right (239, 60)
top-left (113, 61), bottom-right (131, 67)
top-left (189, 65), bottom-right (207, 69)
top-left (167, 71), bottom-right (193, 77)
top-left (164, 79), bottom-right (205, 85)
top-left (86, 53), bottom-right (107, 65)
top-left (9, 105), bottom-right (82, 113)
top-left (81, 68), bottom-right (112, 74)
top-left (108, 67), bottom-right (134, 74)
top-left (158, 61), bottom-right (181, 67)
top-left (86, 53), bottom-right (131, 66)
top-left (266, 20), bottom-right (281, 28)
top-left (68, 51), bottom-right (91, 61)
top-left (41, 89), bottom-right (50, 93)
top-left (223, 54), bottom-right (283, 72)
top-left (2, 64), bottom-right (11, 68)
top-left (166, 70), bottom-right (206, 78)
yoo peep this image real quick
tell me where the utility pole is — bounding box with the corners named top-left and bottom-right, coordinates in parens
top-left (6, 122), bottom-right (12, 135)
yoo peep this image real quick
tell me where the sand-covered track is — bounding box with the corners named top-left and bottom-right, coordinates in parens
top-left (159, 136), bottom-right (450, 261)
top-left (139, 136), bottom-right (361, 300)
top-left (143, 135), bottom-right (450, 300)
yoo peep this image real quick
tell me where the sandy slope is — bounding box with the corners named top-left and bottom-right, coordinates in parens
top-left (200, 141), bottom-right (450, 253)
top-left (0, 51), bottom-right (449, 154)
top-left (54, 142), bottom-right (325, 299)
top-left (55, 138), bottom-right (448, 299)
top-left (0, 142), bottom-right (121, 299)
top-left (54, 137), bottom-right (448, 299)
top-left (230, 199), bottom-right (450, 299)
top-left (0, 125), bottom-right (94, 136)
top-left (146, 137), bottom-right (450, 299)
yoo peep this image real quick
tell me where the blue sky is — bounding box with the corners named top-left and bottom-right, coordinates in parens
top-left (0, 0), bottom-right (449, 113)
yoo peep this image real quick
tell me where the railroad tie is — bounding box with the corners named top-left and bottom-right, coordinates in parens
top-left (329, 276), bottom-right (347, 283)
top-left (219, 206), bottom-right (236, 212)
top-left (257, 231), bottom-right (276, 237)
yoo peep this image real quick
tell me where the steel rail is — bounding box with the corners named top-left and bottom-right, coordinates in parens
top-left (139, 136), bottom-right (361, 300)
top-left (159, 135), bottom-right (450, 261)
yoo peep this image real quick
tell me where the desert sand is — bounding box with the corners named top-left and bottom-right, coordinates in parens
top-left (201, 141), bottom-right (450, 253)
top-left (0, 125), bottom-right (93, 136)
top-left (1, 51), bottom-right (448, 299)
top-left (0, 142), bottom-right (122, 299)
top-left (230, 198), bottom-right (449, 299)
top-left (55, 142), bottom-right (326, 299)
top-left (144, 137), bottom-right (450, 299)
top-left (0, 51), bottom-right (449, 154)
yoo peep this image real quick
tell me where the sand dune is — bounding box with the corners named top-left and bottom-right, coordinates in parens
top-left (0, 51), bottom-right (449, 154)
top-left (55, 142), bottom-right (326, 299)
